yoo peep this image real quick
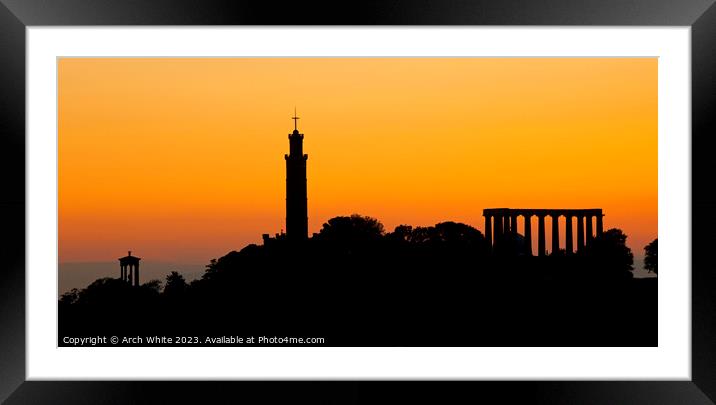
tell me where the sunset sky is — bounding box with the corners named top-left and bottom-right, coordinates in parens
top-left (58, 58), bottom-right (657, 270)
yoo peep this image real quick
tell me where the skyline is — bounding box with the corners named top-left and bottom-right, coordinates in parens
top-left (58, 57), bottom-right (657, 269)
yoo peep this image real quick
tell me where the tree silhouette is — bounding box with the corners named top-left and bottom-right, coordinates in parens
top-left (74, 277), bottom-right (134, 306)
top-left (586, 228), bottom-right (634, 278)
top-left (164, 271), bottom-right (188, 297)
top-left (387, 224), bottom-right (413, 243)
top-left (431, 221), bottom-right (484, 244)
top-left (386, 222), bottom-right (484, 246)
top-left (59, 288), bottom-right (80, 310)
top-left (644, 238), bottom-right (658, 274)
top-left (316, 214), bottom-right (384, 244)
top-left (142, 279), bottom-right (163, 293)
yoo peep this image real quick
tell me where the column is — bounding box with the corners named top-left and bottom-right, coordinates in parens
top-left (596, 213), bottom-right (604, 236)
top-left (565, 215), bottom-right (573, 254)
top-left (127, 266), bottom-right (132, 284)
top-left (494, 214), bottom-right (503, 243)
top-left (586, 215), bottom-right (593, 245)
top-left (484, 215), bottom-right (492, 251)
top-left (537, 215), bottom-right (546, 257)
top-left (511, 214), bottom-right (518, 233)
top-left (120, 265), bottom-right (125, 281)
top-left (523, 214), bottom-right (532, 256)
top-left (551, 214), bottom-right (560, 255)
top-left (577, 215), bottom-right (585, 252)
top-left (134, 263), bottom-right (140, 287)
top-left (503, 215), bottom-right (510, 235)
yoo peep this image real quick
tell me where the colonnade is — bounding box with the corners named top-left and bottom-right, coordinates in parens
top-left (483, 208), bottom-right (604, 256)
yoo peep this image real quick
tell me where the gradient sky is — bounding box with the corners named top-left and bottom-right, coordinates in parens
top-left (58, 58), bottom-right (657, 267)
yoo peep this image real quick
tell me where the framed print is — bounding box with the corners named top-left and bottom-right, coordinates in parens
top-left (1, 0), bottom-right (715, 403)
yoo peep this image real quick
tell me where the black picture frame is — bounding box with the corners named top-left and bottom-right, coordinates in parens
top-left (1, 1), bottom-right (714, 403)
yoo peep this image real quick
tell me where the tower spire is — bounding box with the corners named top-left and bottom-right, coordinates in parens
top-left (285, 109), bottom-right (308, 241)
top-left (292, 107), bottom-right (300, 131)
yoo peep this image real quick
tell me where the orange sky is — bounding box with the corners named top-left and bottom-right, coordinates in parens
top-left (58, 58), bottom-right (657, 265)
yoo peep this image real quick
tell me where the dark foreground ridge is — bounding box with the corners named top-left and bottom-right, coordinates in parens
top-left (59, 215), bottom-right (657, 347)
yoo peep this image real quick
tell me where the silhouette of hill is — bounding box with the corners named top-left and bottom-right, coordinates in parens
top-left (59, 215), bottom-right (657, 347)
top-left (58, 261), bottom-right (204, 294)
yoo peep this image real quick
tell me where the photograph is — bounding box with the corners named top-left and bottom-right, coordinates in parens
top-left (57, 57), bottom-right (658, 347)
top-left (2, 0), bottom-right (714, 401)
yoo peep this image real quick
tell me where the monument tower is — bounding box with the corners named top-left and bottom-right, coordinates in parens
top-left (118, 251), bottom-right (140, 286)
top-left (285, 109), bottom-right (308, 241)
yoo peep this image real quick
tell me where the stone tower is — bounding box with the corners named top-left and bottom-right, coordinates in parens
top-left (284, 110), bottom-right (308, 241)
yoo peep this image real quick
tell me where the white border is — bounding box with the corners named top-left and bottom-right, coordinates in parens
top-left (27, 27), bottom-right (690, 380)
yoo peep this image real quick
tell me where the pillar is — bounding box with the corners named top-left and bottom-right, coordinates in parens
top-left (586, 215), bottom-right (593, 245)
top-left (134, 263), bottom-right (140, 287)
top-left (494, 214), bottom-right (503, 243)
top-left (577, 215), bottom-right (585, 252)
top-left (537, 215), bottom-right (546, 257)
top-left (120, 265), bottom-right (125, 281)
top-left (523, 214), bottom-right (532, 256)
top-left (565, 215), bottom-right (573, 254)
top-left (511, 214), bottom-right (518, 233)
top-left (551, 214), bottom-right (560, 255)
top-left (485, 215), bottom-right (492, 250)
top-left (503, 215), bottom-right (510, 235)
top-left (596, 213), bottom-right (603, 236)
top-left (127, 266), bottom-right (132, 284)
